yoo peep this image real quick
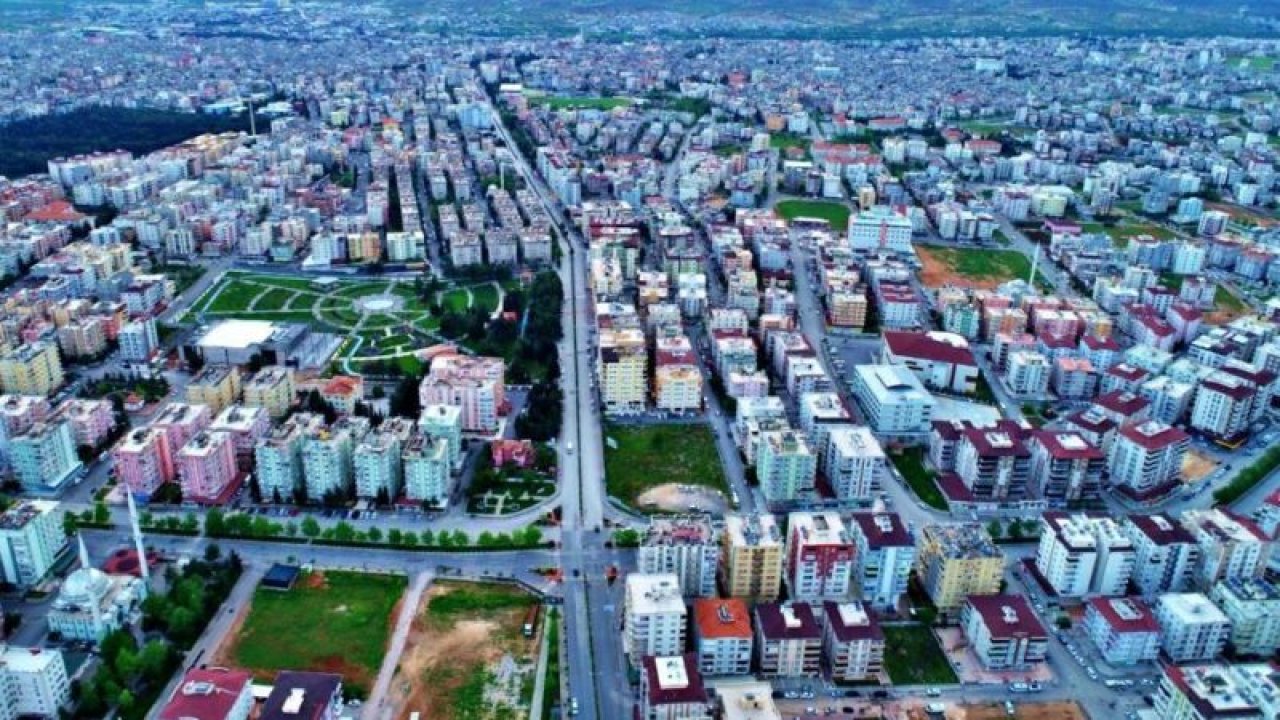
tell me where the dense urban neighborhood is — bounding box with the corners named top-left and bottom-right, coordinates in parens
top-left (3, 2), bottom-right (1280, 720)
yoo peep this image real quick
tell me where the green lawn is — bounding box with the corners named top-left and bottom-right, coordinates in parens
top-left (242, 274), bottom-right (320, 292)
top-left (604, 423), bottom-right (728, 509)
top-left (535, 95), bottom-right (631, 111)
top-left (1215, 286), bottom-right (1247, 313)
top-left (774, 199), bottom-right (851, 230)
top-left (471, 284), bottom-right (499, 313)
top-left (285, 293), bottom-right (320, 310)
top-left (442, 288), bottom-right (471, 313)
top-left (1226, 55), bottom-right (1276, 72)
top-left (769, 132), bottom-right (811, 153)
top-left (882, 625), bottom-right (958, 685)
top-left (253, 288), bottom-right (294, 311)
top-left (230, 570), bottom-right (406, 693)
top-left (890, 448), bottom-right (948, 510)
top-left (917, 245), bottom-right (1045, 288)
top-left (1159, 272), bottom-right (1185, 290)
top-left (205, 281), bottom-right (266, 313)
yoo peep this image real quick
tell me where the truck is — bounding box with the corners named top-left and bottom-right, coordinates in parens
top-left (521, 604), bottom-right (541, 638)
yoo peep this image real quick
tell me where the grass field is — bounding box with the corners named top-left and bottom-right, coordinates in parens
top-left (770, 132), bottom-right (811, 153)
top-left (882, 624), bottom-right (958, 685)
top-left (917, 245), bottom-right (1044, 290)
top-left (604, 423), bottom-right (728, 508)
top-left (228, 570), bottom-right (406, 693)
top-left (775, 199), bottom-right (851, 230)
top-left (253, 287), bottom-right (294, 311)
top-left (1081, 220), bottom-right (1176, 247)
top-left (1226, 54), bottom-right (1276, 72)
top-left (890, 448), bottom-right (948, 511)
top-left (390, 581), bottom-right (540, 720)
top-left (535, 95), bottom-right (631, 111)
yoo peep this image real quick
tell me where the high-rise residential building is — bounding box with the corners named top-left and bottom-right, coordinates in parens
top-left (301, 416), bottom-right (370, 501)
top-left (402, 434), bottom-right (453, 505)
top-left (754, 602), bottom-right (821, 677)
top-left (1028, 430), bottom-right (1106, 503)
top-left (624, 574), bottom-right (687, 667)
top-left (847, 206), bottom-right (913, 253)
top-left (638, 654), bottom-right (710, 720)
top-left (254, 412), bottom-right (324, 503)
top-left (1082, 597), bottom-right (1161, 666)
top-left (691, 598), bottom-right (753, 677)
top-left (757, 430), bottom-right (817, 502)
top-left (243, 366), bottom-right (296, 419)
top-left (353, 418), bottom-right (414, 500)
top-left (952, 425), bottom-right (1032, 501)
top-left (1107, 420), bottom-right (1188, 502)
top-left (176, 430), bottom-right (238, 504)
top-left (639, 516), bottom-right (720, 598)
top-left (1181, 508), bottom-right (1273, 588)
top-left (1208, 578), bottom-right (1280, 658)
top-left (821, 601), bottom-right (885, 682)
top-left (1155, 663), bottom-right (1280, 720)
top-left (118, 318), bottom-right (159, 363)
top-left (10, 420), bottom-right (82, 493)
top-left (597, 328), bottom-right (648, 415)
top-left (209, 404), bottom-right (271, 465)
top-left (54, 398), bottom-right (116, 450)
top-left (784, 512), bottom-right (854, 602)
top-left (1125, 513), bottom-right (1201, 596)
top-left (186, 365), bottom-right (242, 415)
top-left (823, 426), bottom-right (884, 501)
top-left (418, 354), bottom-right (506, 432)
top-left (150, 403), bottom-right (212, 460)
top-left (1034, 513), bottom-right (1135, 599)
top-left (418, 404), bottom-right (463, 470)
top-left (847, 512), bottom-right (915, 611)
top-left (0, 342), bottom-right (64, 397)
top-left (157, 668), bottom-right (254, 720)
top-left (721, 514), bottom-right (784, 601)
top-left (851, 364), bottom-right (935, 437)
top-left (0, 645), bottom-right (72, 718)
top-left (0, 501), bottom-right (66, 589)
top-left (714, 680), bottom-right (780, 720)
top-left (915, 523), bottom-right (1005, 618)
top-left (1155, 592), bottom-right (1232, 663)
top-left (960, 595), bottom-right (1049, 670)
top-left (113, 427), bottom-right (175, 498)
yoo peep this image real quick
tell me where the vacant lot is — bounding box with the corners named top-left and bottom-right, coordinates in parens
top-left (917, 245), bottom-right (1042, 290)
top-left (890, 448), bottom-right (948, 511)
top-left (222, 570), bottom-right (406, 693)
top-left (604, 423), bottom-right (728, 510)
top-left (775, 199), bottom-right (851, 230)
top-left (882, 624), bottom-right (957, 685)
top-left (534, 95), bottom-right (631, 111)
top-left (388, 581), bottom-right (539, 720)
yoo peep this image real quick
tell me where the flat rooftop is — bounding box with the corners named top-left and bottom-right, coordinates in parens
top-left (198, 319), bottom-right (277, 350)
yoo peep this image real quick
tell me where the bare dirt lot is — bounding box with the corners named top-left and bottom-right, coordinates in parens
top-left (907, 701), bottom-right (1087, 720)
top-left (635, 483), bottom-right (728, 514)
top-left (1182, 448), bottom-right (1220, 483)
top-left (387, 581), bottom-right (539, 720)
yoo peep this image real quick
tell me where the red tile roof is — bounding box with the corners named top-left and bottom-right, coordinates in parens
top-left (642, 654), bottom-right (708, 707)
top-left (693, 598), bottom-right (752, 640)
top-left (1117, 420), bottom-right (1188, 451)
top-left (848, 512), bottom-right (913, 548)
top-left (965, 594), bottom-right (1047, 641)
top-left (157, 668), bottom-right (251, 720)
top-left (1031, 431), bottom-right (1104, 461)
top-left (1086, 597), bottom-right (1159, 634)
top-left (822, 601), bottom-right (885, 643)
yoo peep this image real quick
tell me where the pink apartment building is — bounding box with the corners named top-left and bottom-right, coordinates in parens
top-left (418, 354), bottom-right (507, 433)
top-left (177, 430), bottom-right (239, 504)
top-left (56, 398), bottom-right (116, 449)
top-left (113, 427), bottom-right (175, 497)
top-left (151, 402), bottom-right (212, 455)
top-left (0, 394), bottom-right (51, 436)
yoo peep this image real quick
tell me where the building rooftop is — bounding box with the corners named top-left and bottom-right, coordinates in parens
top-left (1158, 592), bottom-right (1230, 625)
top-left (848, 512), bottom-right (912, 548)
top-left (627, 573), bottom-right (685, 615)
top-left (643, 654), bottom-right (708, 707)
top-left (921, 523), bottom-right (1001, 559)
top-left (643, 515), bottom-right (717, 546)
top-left (197, 319), bottom-right (277, 350)
top-left (260, 671), bottom-right (342, 720)
top-left (725, 513), bottom-right (782, 548)
top-left (1086, 597), bottom-right (1159, 633)
top-left (823, 601), bottom-right (884, 643)
top-left (789, 511), bottom-right (850, 546)
top-left (755, 602), bottom-right (821, 641)
top-left (965, 594), bottom-right (1047, 640)
top-left (1127, 513), bottom-right (1196, 546)
top-left (157, 668), bottom-right (252, 720)
top-left (0, 500), bottom-right (57, 531)
top-left (693, 598), bottom-right (752, 640)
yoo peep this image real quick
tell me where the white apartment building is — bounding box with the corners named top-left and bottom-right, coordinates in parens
top-left (785, 512), bottom-right (854, 602)
top-left (402, 434), bottom-right (453, 505)
top-left (118, 319), bottom-right (158, 363)
top-left (1107, 420), bottom-right (1188, 499)
top-left (821, 601), bottom-right (885, 682)
top-left (1034, 513), bottom-right (1135, 599)
top-left (823, 426), bottom-right (884, 501)
top-left (1125, 513), bottom-right (1201, 596)
top-left (1155, 592), bottom-right (1232, 663)
top-left (253, 412), bottom-right (323, 503)
top-left (960, 595), bottom-right (1049, 670)
top-left (638, 517), bottom-right (721, 598)
top-left (418, 404), bottom-right (463, 470)
top-left (847, 512), bottom-right (915, 611)
top-left (624, 574), bottom-right (688, 667)
top-left (1181, 508), bottom-right (1273, 588)
top-left (0, 646), bottom-right (71, 718)
top-left (0, 501), bottom-right (66, 589)
top-left (847, 207), bottom-right (913, 254)
top-left (757, 431), bottom-right (817, 502)
top-left (1082, 597), bottom-right (1161, 666)
top-left (851, 365), bottom-right (935, 437)
top-left (301, 416), bottom-right (369, 501)
top-left (1156, 663), bottom-right (1280, 720)
top-left (1208, 578), bottom-right (1280, 658)
top-left (353, 422), bottom-right (409, 501)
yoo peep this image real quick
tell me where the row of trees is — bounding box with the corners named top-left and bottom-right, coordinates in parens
top-left (202, 508), bottom-right (544, 549)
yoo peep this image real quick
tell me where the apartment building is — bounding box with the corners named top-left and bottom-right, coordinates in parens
top-left (157, 668), bottom-right (254, 720)
top-left (624, 574), bottom-right (687, 667)
top-left (118, 319), bottom-right (159, 363)
top-left (113, 427), bottom-right (174, 497)
top-left (915, 523), bottom-right (1005, 618)
top-left (847, 512), bottom-right (915, 611)
top-left (754, 602), bottom-right (821, 677)
top-left (301, 416), bottom-right (370, 501)
top-left (1125, 513), bottom-right (1202, 596)
top-left (402, 433), bottom-right (453, 506)
top-left (209, 404), bottom-right (271, 465)
top-left (0, 645), bottom-right (71, 718)
top-left (960, 595), bottom-right (1049, 670)
top-left (598, 328), bottom-right (648, 415)
top-left (418, 404), bottom-right (463, 469)
top-left (639, 516), bottom-right (721, 598)
top-left (1181, 508), bottom-right (1273, 588)
top-left (254, 412), bottom-right (324, 503)
top-left (0, 341), bottom-right (64, 397)
top-left (639, 655), bottom-right (711, 720)
top-left (1107, 420), bottom-right (1189, 502)
top-left (243, 366), bottom-right (296, 419)
top-left (186, 365), bottom-right (242, 415)
top-left (1208, 578), bottom-right (1280, 657)
top-left (785, 512), bottom-right (854, 602)
top-left (692, 598), bottom-right (753, 677)
top-left (0, 500), bottom-right (66, 589)
top-left (10, 420), bottom-right (81, 493)
top-left (721, 514), bottom-right (784, 602)
top-left (823, 426), bottom-right (884, 501)
top-left (176, 430), bottom-right (238, 504)
top-left (150, 403), bottom-right (212, 461)
top-left (851, 364), bottom-right (935, 437)
top-left (1034, 513), bottom-right (1135, 599)
top-left (821, 601), bottom-right (885, 682)
top-left (54, 398), bottom-right (115, 450)
top-left (757, 431), bottom-right (817, 502)
top-left (1155, 592), bottom-right (1232, 663)
top-left (1190, 371), bottom-right (1265, 441)
top-left (953, 426), bottom-right (1032, 501)
top-left (418, 354), bottom-right (507, 432)
top-left (353, 418), bottom-right (414, 501)
top-left (1028, 430), bottom-right (1106, 503)
top-left (1155, 663), bottom-right (1280, 720)
top-left (1082, 597), bottom-right (1161, 666)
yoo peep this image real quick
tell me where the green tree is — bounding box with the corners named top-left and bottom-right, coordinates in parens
top-left (333, 521), bottom-right (356, 543)
top-left (284, 521), bottom-right (298, 538)
top-left (62, 512), bottom-right (79, 537)
top-left (1008, 521), bottom-right (1025, 539)
top-left (402, 530), bottom-right (418, 547)
top-left (366, 526), bottom-right (382, 543)
top-left (138, 640), bottom-right (172, 683)
top-left (987, 520), bottom-right (1003, 538)
top-left (419, 529), bottom-right (434, 546)
top-left (116, 689), bottom-right (136, 714)
top-left (301, 515), bottom-right (321, 538)
top-left (92, 502), bottom-right (111, 525)
top-left (451, 530), bottom-right (469, 546)
top-left (205, 508), bottom-right (227, 537)
top-left (387, 528), bottom-right (403, 545)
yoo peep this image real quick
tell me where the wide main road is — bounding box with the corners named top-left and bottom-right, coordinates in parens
top-left (489, 106), bottom-right (631, 720)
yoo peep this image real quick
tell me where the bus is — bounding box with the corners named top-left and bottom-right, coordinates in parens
top-left (522, 604), bottom-right (542, 638)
